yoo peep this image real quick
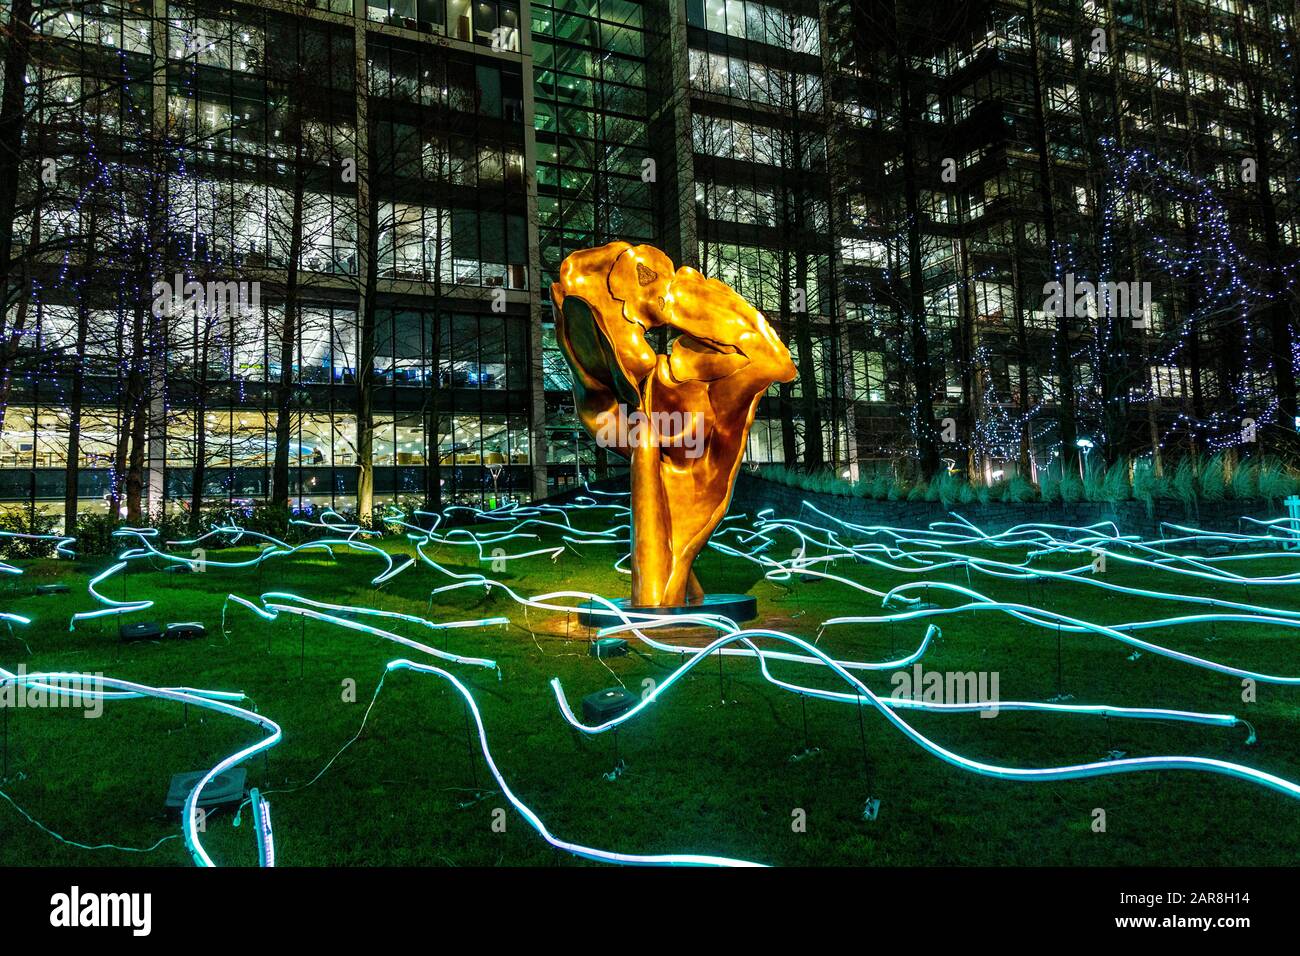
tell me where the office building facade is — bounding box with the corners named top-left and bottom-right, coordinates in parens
top-left (1, 0), bottom-right (1295, 519)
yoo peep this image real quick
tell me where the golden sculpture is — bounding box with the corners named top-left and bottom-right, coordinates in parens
top-left (551, 242), bottom-right (797, 609)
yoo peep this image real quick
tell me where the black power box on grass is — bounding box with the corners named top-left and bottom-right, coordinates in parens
top-left (164, 768), bottom-right (248, 816)
top-left (589, 637), bottom-right (629, 658)
top-left (120, 621), bottom-right (208, 641)
top-left (581, 687), bottom-right (637, 724)
top-left (165, 622), bottom-right (207, 640)
top-left (119, 621), bottom-right (164, 642)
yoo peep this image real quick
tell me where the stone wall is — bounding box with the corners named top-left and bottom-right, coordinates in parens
top-left (542, 472), bottom-right (1288, 536)
top-left (724, 472), bottom-right (1286, 536)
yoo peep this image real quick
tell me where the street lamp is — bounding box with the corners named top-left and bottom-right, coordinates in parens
top-left (1075, 437), bottom-right (1094, 479)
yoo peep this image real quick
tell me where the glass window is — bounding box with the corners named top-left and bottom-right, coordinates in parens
top-left (476, 64), bottom-right (502, 117)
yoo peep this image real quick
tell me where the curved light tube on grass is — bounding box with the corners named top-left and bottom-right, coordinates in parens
top-left (0, 669), bottom-right (279, 867)
top-left (549, 631), bottom-right (1296, 801)
top-left (385, 658), bottom-right (762, 867)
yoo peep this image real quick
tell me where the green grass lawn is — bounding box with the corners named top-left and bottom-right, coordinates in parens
top-left (1, 506), bottom-right (1297, 867)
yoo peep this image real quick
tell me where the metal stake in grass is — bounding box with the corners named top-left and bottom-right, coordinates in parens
top-left (718, 648), bottom-right (725, 703)
top-left (1056, 622), bottom-right (1063, 697)
top-left (1, 620), bottom-right (27, 658)
top-left (462, 698), bottom-right (479, 790)
top-left (855, 691), bottom-right (871, 782)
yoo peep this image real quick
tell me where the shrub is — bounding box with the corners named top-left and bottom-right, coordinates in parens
top-left (239, 503), bottom-right (294, 542)
top-left (1131, 460), bottom-right (1170, 517)
top-left (1059, 471), bottom-right (1084, 504)
top-left (748, 452), bottom-right (1292, 511)
top-left (73, 512), bottom-right (121, 557)
top-left (1039, 465), bottom-right (1061, 504)
top-left (1005, 474), bottom-right (1038, 503)
top-left (1229, 457), bottom-right (1258, 500)
top-left (1257, 458), bottom-right (1298, 504)
top-left (809, 471), bottom-right (836, 494)
top-left (758, 465), bottom-right (797, 490)
top-left (1171, 458), bottom-right (1198, 509)
top-left (1101, 460), bottom-right (1132, 504)
top-left (1200, 453), bottom-right (1227, 501)
top-left (1082, 466), bottom-right (1106, 502)
top-left (774, 467), bottom-right (857, 497)
top-left (933, 471), bottom-right (962, 509)
top-left (0, 507), bottom-right (61, 559)
top-left (151, 510), bottom-right (194, 543)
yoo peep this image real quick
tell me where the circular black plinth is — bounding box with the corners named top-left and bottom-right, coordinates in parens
top-left (575, 593), bottom-right (757, 629)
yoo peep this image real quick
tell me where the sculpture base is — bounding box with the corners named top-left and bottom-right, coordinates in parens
top-left (575, 594), bottom-right (757, 629)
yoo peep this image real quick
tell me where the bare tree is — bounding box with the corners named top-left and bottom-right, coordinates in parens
top-left (261, 20), bottom-right (355, 510)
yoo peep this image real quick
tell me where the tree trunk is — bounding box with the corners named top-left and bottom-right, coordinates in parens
top-left (63, 302), bottom-right (88, 534)
top-left (355, 125), bottom-right (381, 523)
top-left (1026, 0), bottom-right (1078, 471)
top-left (124, 303), bottom-right (148, 524)
top-left (190, 404), bottom-right (206, 531)
top-left (423, 153), bottom-right (447, 514)
top-left (778, 382), bottom-right (797, 465)
top-left (786, 84), bottom-right (824, 469)
top-left (109, 406), bottom-right (131, 520)
top-left (272, 146), bottom-right (307, 509)
top-left (894, 21), bottom-right (939, 477)
top-left (189, 324), bottom-right (212, 531)
top-left (0, 0), bottom-right (33, 321)
top-left (0, 184), bottom-right (41, 437)
top-left (126, 404), bottom-right (147, 523)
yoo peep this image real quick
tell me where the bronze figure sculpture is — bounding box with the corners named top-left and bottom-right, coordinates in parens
top-left (550, 242), bottom-right (797, 612)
